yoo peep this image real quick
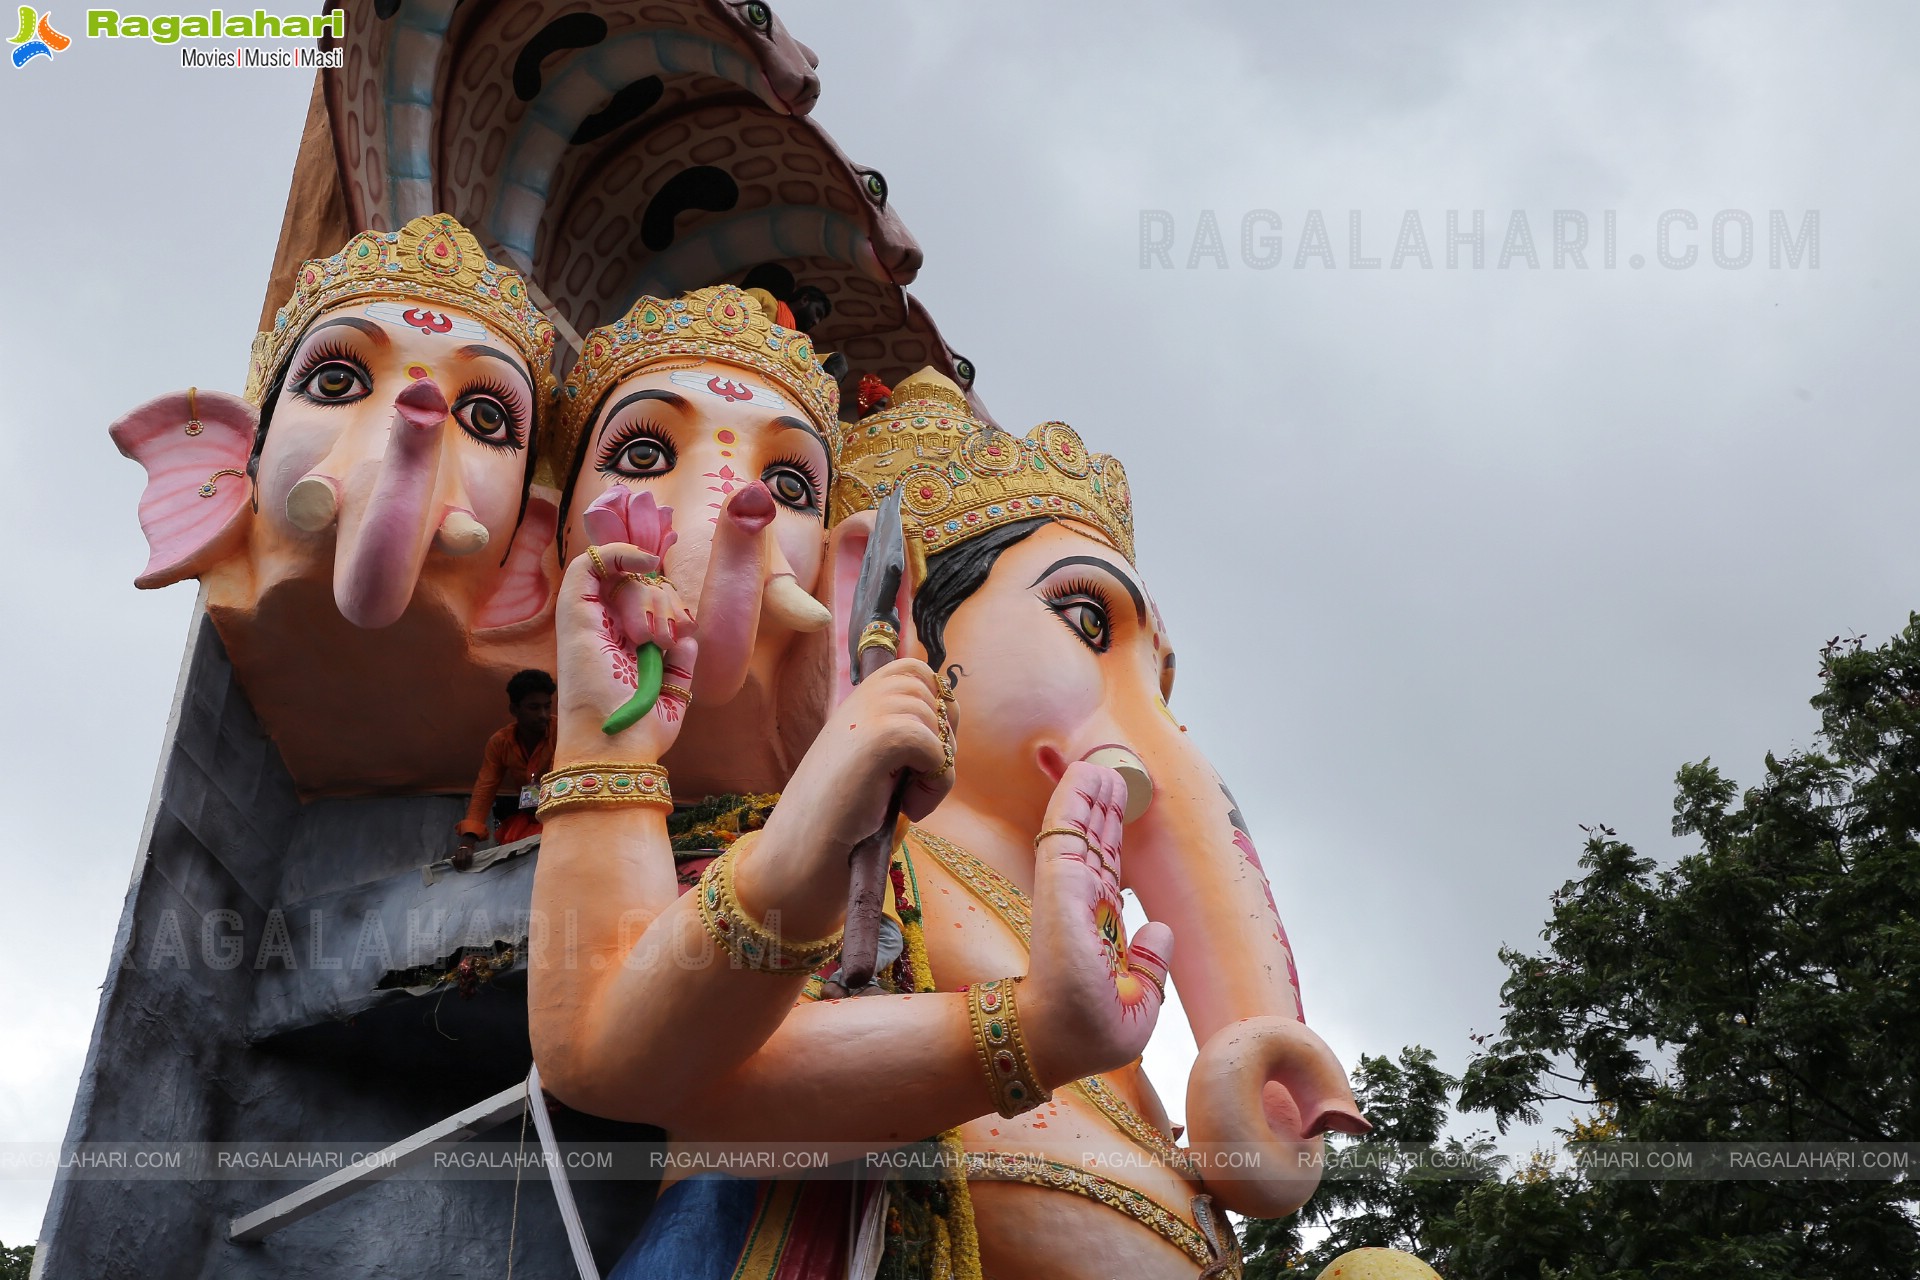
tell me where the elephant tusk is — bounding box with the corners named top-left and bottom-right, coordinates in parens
top-left (763, 572), bottom-right (830, 632)
top-left (435, 509), bottom-right (491, 557)
top-left (285, 475), bottom-right (339, 533)
top-left (1082, 745), bottom-right (1154, 823)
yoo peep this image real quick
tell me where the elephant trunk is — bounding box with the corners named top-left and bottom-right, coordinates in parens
top-left (689, 483), bottom-right (774, 704)
top-left (1120, 710), bottom-right (1305, 1041)
top-left (333, 379), bottom-right (449, 629)
top-left (1184, 1017), bottom-right (1355, 1217)
top-left (1107, 711), bottom-right (1367, 1149)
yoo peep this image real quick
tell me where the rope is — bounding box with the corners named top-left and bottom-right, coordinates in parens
top-left (505, 1091), bottom-right (529, 1278)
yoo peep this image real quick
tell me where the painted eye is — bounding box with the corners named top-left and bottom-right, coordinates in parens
top-left (1051, 597), bottom-right (1111, 652)
top-left (744, 1), bottom-right (771, 30)
top-left (861, 170), bottom-right (888, 208)
top-left (302, 362), bottom-right (367, 403)
top-left (763, 463), bottom-right (818, 511)
top-left (613, 434), bottom-right (674, 476)
top-left (952, 355), bottom-right (975, 388)
top-left (454, 394), bottom-right (517, 446)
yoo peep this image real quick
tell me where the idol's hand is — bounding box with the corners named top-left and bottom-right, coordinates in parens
top-left (730, 659), bottom-right (955, 940)
top-left (1020, 762), bottom-right (1175, 1088)
top-left (553, 539), bottom-right (697, 766)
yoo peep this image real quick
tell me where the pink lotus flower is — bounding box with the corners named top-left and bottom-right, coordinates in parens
top-left (583, 486), bottom-right (678, 558)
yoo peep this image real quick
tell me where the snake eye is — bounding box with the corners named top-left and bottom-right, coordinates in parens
top-left (952, 356), bottom-right (975, 388)
top-left (861, 170), bottom-right (888, 209)
top-left (744, 1), bottom-right (771, 30)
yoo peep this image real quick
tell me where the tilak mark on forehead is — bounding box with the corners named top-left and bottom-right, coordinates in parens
top-left (667, 369), bottom-right (795, 414)
top-left (363, 301), bottom-right (492, 342)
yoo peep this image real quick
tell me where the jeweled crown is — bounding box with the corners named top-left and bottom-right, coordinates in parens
top-left (245, 213), bottom-right (558, 407)
top-left (554, 285), bottom-right (840, 480)
top-left (828, 370), bottom-right (1135, 565)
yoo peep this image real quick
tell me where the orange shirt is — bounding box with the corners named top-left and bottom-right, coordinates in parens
top-left (458, 721), bottom-right (556, 839)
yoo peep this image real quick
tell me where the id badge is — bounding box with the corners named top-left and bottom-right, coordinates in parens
top-left (519, 783), bottom-right (540, 811)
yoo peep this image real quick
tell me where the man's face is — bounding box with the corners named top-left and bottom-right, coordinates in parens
top-left (512, 691), bottom-right (553, 735)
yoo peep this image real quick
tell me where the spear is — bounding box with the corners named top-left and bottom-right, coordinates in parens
top-left (837, 485), bottom-right (913, 991)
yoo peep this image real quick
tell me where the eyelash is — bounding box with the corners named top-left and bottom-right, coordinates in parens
top-left (596, 419), bottom-right (677, 475)
top-left (457, 377), bottom-right (529, 452)
top-left (1041, 577), bottom-right (1115, 652)
top-left (763, 453), bottom-right (824, 510)
top-left (289, 342), bottom-right (370, 404)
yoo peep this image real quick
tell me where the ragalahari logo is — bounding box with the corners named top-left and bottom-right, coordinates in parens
top-left (10, 6), bottom-right (70, 65)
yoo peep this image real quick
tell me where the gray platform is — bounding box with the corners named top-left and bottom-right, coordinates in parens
top-left (36, 614), bottom-right (658, 1279)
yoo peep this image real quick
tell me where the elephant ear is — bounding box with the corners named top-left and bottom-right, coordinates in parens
top-left (473, 490), bottom-right (559, 631)
top-left (823, 509), bottom-right (921, 707)
top-left (109, 389), bottom-right (257, 589)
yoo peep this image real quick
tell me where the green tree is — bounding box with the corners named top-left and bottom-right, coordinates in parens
top-left (1246, 621), bottom-right (1920, 1277)
top-left (0, 1241), bottom-right (33, 1280)
top-left (1452, 624), bottom-right (1920, 1277)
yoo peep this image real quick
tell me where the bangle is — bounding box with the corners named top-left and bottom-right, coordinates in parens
top-left (696, 852), bottom-right (843, 975)
top-left (967, 977), bottom-right (1050, 1117)
top-left (535, 762), bottom-right (672, 820)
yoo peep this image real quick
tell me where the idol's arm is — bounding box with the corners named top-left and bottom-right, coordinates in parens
top-left (538, 764), bottom-right (1176, 1148)
top-left (530, 656), bottom-right (951, 1119)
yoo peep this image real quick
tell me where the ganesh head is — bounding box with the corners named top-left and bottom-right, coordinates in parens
top-left (111, 214), bottom-right (562, 792)
top-left (552, 284), bottom-right (839, 799)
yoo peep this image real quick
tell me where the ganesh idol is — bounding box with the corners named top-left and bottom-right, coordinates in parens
top-left (527, 337), bottom-right (1364, 1277)
top-left (110, 214), bottom-right (562, 793)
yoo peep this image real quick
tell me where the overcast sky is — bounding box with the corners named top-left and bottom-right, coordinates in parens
top-left (3, 0), bottom-right (1916, 1249)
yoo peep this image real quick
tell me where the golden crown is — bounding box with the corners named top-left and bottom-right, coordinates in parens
top-left (554, 285), bottom-right (840, 481)
top-left (245, 213), bottom-right (558, 408)
top-left (828, 371), bottom-right (1135, 565)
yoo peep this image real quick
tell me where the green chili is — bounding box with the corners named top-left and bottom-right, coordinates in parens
top-left (602, 642), bottom-right (664, 734)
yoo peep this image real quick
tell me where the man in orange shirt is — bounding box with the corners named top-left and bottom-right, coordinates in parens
top-left (455, 669), bottom-right (556, 866)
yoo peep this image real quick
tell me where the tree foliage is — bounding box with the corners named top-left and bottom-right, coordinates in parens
top-left (1246, 622), bottom-right (1920, 1277)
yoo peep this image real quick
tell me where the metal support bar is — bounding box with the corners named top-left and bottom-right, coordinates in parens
top-left (228, 1080), bottom-right (529, 1242)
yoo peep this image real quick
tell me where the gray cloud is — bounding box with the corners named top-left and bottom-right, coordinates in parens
top-left (3, 0), bottom-right (1914, 1243)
